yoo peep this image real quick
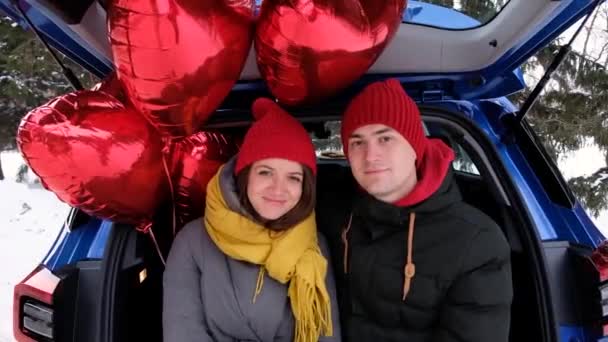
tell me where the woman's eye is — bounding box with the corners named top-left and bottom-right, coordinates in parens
top-left (258, 170), bottom-right (271, 176)
top-left (289, 176), bottom-right (303, 183)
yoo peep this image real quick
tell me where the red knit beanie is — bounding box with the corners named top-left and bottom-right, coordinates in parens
top-left (341, 79), bottom-right (428, 161)
top-left (235, 98), bottom-right (317, 175)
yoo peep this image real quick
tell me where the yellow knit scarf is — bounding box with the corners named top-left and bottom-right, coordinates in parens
top-left (204, 166), bottom-right (333, 342)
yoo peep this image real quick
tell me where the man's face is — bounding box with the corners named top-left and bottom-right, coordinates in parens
top-left (347, 124), bottom-right (417, 203)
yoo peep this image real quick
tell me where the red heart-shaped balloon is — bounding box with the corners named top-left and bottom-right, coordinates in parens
top-left (169, 131), bottom-right (240, 231)
top-left (17, 91), bottom-right (168, 229)
top-left (108, 0), bottom-right (255, 139)
top-left (255, 0), bottom-right (406, 105)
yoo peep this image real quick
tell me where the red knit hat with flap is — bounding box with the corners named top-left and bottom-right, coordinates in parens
top-left (235, 98), bottom-right (317, 175)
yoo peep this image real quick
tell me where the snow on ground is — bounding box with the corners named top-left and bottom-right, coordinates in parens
top-left (0, 151), bottom-right (69, 342)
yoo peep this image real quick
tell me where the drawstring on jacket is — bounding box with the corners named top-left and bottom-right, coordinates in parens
top-left (403, 212), bottom-right (416, 300)
top-left (341, 213), bottom-right (353, 274)
top-left (341, 212), bottom-right (417, 301)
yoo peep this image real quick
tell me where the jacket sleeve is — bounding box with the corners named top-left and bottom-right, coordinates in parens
top-left (431, 225), bottom-right (513, 342)
top-left (163, 223), bottom-right (213, 342)
top-left (318, 233), bottom-right (343, 342)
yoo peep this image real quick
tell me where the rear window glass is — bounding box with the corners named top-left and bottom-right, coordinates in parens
top-left (403, 0), bottom-right (510, 30)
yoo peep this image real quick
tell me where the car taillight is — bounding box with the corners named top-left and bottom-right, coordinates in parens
top-left (591, 241), bottom-right (608, 337)
top-left (13, 266), bottom-right (60, 342)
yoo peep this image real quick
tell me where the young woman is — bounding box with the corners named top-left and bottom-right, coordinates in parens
top-left (163, 98), bottom-right (341, 342)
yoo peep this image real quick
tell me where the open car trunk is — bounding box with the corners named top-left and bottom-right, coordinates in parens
top-left (53, 108), bottom-right (596, 342)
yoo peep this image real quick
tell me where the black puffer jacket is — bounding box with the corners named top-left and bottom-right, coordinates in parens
top-left (317, 165), bottom-right (513, 342)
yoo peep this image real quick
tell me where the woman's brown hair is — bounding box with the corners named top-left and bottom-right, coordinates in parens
top-left (236, 164), bottom-right (316, 230)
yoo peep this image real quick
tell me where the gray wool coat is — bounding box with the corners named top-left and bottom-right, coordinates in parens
top-left (162, 161), bottom-right (341, 342)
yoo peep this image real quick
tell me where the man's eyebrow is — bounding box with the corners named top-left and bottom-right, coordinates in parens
top-left (372, 128), bottom-right (394, 136)
top-left (349, 128), bottom-right (395, 139)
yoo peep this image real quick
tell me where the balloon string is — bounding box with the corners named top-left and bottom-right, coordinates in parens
top-left (161, 153), bottom-right (177, 237)
top-left (148, 228), bottom-right (166, 266)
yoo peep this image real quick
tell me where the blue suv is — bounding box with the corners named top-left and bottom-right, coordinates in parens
top-left (2, 0), bottom-right (608, 341)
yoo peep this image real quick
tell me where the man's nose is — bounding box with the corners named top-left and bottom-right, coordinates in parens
top-left (364, 142), bottom-right (379, 162)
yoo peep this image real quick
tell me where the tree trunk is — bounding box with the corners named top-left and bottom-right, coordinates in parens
top-left (0, 155), bottom-right (4, 181)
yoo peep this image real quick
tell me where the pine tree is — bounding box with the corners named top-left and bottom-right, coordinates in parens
top-left (0, 16), bottom-right (96, 179)
top-left (510, 3), bottom-right (608, 217)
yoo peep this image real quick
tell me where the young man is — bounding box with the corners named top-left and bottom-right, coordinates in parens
top-left (317, 78), bottom-right (513, 342)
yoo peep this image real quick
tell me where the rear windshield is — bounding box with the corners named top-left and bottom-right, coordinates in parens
top-left (403, 0), bottom-right (510, 30)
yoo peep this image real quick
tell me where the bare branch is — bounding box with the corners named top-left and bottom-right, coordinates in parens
top-left (593, 41), bottom-right (608, 64)
top-left (580, 8), bottom-right (600, 72)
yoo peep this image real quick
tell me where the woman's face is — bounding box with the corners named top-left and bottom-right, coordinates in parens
top-left (247, 158), bottom-right (304, 221)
